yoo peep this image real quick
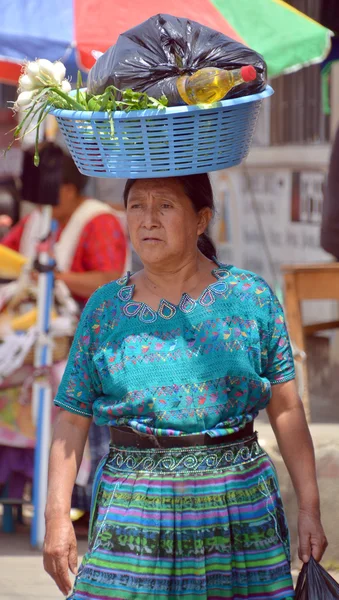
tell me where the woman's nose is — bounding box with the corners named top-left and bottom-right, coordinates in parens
top-left (143, 205), bottom-right (160, 228)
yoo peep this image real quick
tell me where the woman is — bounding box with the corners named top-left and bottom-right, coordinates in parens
top-left (44, 174), bottom-right (327, 600)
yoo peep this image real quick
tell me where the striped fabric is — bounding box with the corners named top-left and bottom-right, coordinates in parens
top-left (70, 435), bottom-right (294, 599)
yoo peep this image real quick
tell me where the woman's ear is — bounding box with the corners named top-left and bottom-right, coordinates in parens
top-left (197, 208), bottom-right (213, 236)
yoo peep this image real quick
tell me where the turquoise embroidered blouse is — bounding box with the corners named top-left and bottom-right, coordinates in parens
top-left (54, 263), bottom-right (295, 436)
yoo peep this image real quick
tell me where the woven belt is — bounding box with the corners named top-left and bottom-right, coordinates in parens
top-left (109, 421), bottom-right (254, 449)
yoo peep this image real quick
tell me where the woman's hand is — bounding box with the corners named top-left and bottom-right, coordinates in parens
top-left (298, 508), bottom-right (328, 563)
top-left (43, 516), bottom-right (78, 596)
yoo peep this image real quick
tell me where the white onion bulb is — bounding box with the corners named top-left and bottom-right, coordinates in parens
top-left (61, 80), bottom-right (72, 93)
top-left (37, 59), bottom-right (56, 80)
top-left (16, 90), bottom-right (34, 107)
top-left (53, 61), bottom-right (66, 84)
top-left (19, 74), bottom-right (36, 91)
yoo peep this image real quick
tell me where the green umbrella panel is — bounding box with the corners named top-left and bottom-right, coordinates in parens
top-left (211, 0), bottom-right (332, 77)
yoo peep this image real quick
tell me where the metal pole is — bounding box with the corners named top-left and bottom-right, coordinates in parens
top-left (31, 205), bottom-right (54, 549)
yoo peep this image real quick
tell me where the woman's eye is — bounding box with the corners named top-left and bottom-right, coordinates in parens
top-left (130, 204), bottom-right (141, 209)
top-left (161, 203), bottom-right (172, 209)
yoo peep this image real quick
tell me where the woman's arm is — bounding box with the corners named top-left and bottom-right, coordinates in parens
top-left (266, 379), bottom-right (327, 562)
top-left (56, 270), bottom-right (119, 299)
top-left (43, 409), bottom-right (92, 596)
top-left (55, 212), bottom-right (127, 299)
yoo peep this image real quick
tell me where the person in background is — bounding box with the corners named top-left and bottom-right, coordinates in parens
top-left (3, 150), bottom-right (128, 304)
top-left (0, 177), bottom-right (20, 243)
top-left (321, 125), bottom-right (339, 260)
top-left (1, 145), bottom-right (129, 533)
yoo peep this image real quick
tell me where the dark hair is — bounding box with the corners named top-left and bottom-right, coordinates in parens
top-left (123, 174), bottom-right (217, 260)
top-left (21, 142), bottom-right (88, 205)
top-left (62, 153), bottom-right (88, 194)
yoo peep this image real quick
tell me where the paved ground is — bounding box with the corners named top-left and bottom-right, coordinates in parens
top-left (0, 527), bottom-right (88, 600)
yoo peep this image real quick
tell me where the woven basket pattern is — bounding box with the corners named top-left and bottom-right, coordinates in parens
top-left (49, 87), bottom-right (273, 178)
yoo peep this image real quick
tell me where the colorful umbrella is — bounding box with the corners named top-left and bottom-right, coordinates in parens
top-left (216, 0), bottom-right (332, 76)
top-left (0, 0), bottom-right (332, 84)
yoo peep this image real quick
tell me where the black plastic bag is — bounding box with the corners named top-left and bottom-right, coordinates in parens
top-left (295, 557), bottom-right (339, 599)
top-left (87, 13), bottom-right (267, 106)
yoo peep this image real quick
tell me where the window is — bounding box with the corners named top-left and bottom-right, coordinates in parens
top-left (270, 0), bottom-right (330, 145)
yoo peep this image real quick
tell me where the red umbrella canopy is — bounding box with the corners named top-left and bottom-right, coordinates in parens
top-left (0, 0), bottom-right (244, 84)
top-left (0, 0), bottom-right (330, 83)
top-left (76, 0), bottom-right (244, 69)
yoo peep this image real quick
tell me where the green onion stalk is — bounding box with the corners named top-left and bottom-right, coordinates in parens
top-left (7, 58), bottom-right (168, 166)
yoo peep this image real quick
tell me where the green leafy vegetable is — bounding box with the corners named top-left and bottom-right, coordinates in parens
top-left (7, 68), bottom-right (168, 163)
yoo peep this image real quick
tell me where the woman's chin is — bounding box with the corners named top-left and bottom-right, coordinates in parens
top-left (138, 246), bottom-right (167, 264)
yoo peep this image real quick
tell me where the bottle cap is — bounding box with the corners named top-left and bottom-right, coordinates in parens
top-left (240, 65), bottom-right (257, 82)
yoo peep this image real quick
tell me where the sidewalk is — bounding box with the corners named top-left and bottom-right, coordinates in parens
top-left (0, 528), bottom-right (88, 600)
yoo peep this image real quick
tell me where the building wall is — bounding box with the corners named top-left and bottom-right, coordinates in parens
top-left (211, 63), bottom-right (339, 324)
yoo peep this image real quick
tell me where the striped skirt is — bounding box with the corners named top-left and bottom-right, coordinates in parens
top-left (71, 434), bottom-right (294, 600)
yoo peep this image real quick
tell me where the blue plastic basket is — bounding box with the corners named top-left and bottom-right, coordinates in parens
top-left (48, 86), bottom-right (273, 178)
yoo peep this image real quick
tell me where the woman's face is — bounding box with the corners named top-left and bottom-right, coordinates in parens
top-left (126, 178), bottom-right (211, 268)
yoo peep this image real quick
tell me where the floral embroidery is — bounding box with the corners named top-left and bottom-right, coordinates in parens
top-left (117, 284), bottom-right (134, 302)
top-left (117, 265), bottom-right (232, 322)
top-left (158, 300), bottom-right (177, 320)
top-left (179, 294), bottom-right (196, 314)
top-left (139, 305), bottom-right (157, 323)
top-left (54, 263), bottom-right (296, 436)
top-left (123, 302), bottom-right (142, 317)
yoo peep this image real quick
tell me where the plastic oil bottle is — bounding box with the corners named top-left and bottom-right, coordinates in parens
top-left (177, 65), bottom-right (257, 105)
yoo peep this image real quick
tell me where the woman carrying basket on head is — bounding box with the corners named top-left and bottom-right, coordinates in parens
top-left (43, 174), bottom-right (327, 600)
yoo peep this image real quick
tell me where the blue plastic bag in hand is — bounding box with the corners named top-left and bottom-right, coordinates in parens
top-left (295, 557), bottom-right (339, 599)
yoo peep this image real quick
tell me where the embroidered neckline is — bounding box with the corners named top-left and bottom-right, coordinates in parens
top-left (116, 261), bottom-right (232, 322)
